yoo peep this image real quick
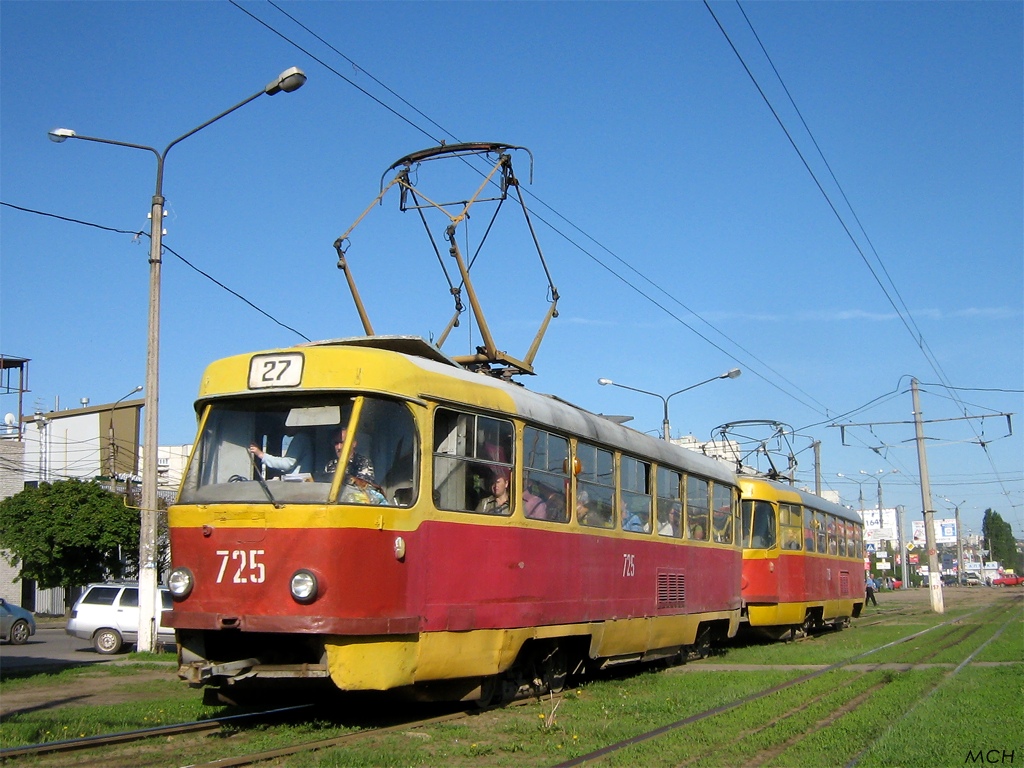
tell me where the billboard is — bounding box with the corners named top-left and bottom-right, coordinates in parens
top-left (911, 518), bottom-right (958, 546)
top-left (862, 508), bottom-right (898, 542)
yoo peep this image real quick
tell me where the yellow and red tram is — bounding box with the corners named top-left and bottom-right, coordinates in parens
top-left (166, 336), bottom-right (743, 702)
top-left (738, 476), bottom-right (865, 638)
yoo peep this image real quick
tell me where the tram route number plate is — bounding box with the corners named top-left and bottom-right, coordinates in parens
top-left (249, 353), bottom-right (304, 389)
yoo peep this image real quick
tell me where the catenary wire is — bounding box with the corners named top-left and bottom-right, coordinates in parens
top-left (0, 202), bottom-right (311, 342)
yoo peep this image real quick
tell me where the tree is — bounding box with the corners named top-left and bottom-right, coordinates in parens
top-left (0, 479), bottom-right (139, 591)
top-left (981, 509), bottom-right (1021, 572)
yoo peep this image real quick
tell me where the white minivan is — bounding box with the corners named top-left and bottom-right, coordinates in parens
top-left (66, 582), bottom-right (175, 654)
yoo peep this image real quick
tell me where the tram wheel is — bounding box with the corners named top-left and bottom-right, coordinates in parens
top-left (690, 627), bottom-right (712, 659)
top-left (475, 676), bottom-right (500, 708)
top-left (540, 646), bottom-right (569, 694)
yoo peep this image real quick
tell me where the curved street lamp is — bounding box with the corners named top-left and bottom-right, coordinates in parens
top-left (941, 496), bottom-right (967, 585)
top-left (861, 469), bottom-right (902, 587)
top-left (836, 472), bottom-right (872, 511)
top-left (49, 66), bottom-right (306, 653)
top-left (598, 368), bottom-right (741, 441)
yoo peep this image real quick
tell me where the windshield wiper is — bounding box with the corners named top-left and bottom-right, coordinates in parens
top-left (248, 454), bottom-right (284, 509)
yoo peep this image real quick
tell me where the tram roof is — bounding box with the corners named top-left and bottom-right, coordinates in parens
top-left (207, 335), bottom-right (738, 485)
top-left (738, 474), bottom-right (864, 523)
top-left (365, 337), bottom-right (739, 485)
top-left (300, 335), bottom-right (462, 368)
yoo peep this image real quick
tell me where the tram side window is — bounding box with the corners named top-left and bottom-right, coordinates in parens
top-left (522, 427), bottom-right (570, 523)
top-left (804, 507), bottom-right (816, 552)
top-left (779, 504), bottom-right (802, 550)
top-left (742, 500), bottom-right (776, 549)
top-left (656, 467), bottom-right (683, 538)
top-left (576, 442), bottom-right (614, 528)
top-left (853, 523), bottom-right (863, 558)
top-left (814, 510), bottom-right (827, 553)
top-left (837, 520), bottom-right (847, 556)
top-left (432, 409), bottom-right (514, 515)
top-left (620, 456), bottom-right (652, 534)
top-left (711, 483), bottom-right (734, 544)
top-left (826, 515), bottom-right (838, 554)
top-left (686, 476), bottom-right (710, 541)
top-left (846, 522), bottom-right (857, 557)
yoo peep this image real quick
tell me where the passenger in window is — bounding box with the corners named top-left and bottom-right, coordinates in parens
top-left (690, 523), bottom-right (706, 540)
top-left (544, 490), bottom-right (568, 522)
top-left (341, 462), bottom-right (386, 505)
top-left (575, 490), bottom-right (592, 523)
top-left (659, 502), bottom-right (682, 537)
top-left (622, 502), bottom-right (649, 533)
top-left (523, 484), bottom-right (548, 520)
top-left (476, 470), bottom-right (511, 515)
top-left (249, 428), bottom-right (314, 476)
top-left (712, 506), bottom-right (732, 543)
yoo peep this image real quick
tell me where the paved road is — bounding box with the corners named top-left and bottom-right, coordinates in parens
top-left (0, 623), bottom-right (119, 672)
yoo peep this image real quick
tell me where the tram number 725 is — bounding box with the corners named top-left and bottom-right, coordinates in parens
top-left (216, 549), bottom-right (267, 584)
top-left (622, 553), bottom-right (636, 577)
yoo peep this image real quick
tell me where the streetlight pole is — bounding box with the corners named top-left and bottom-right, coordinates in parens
top-left (50, 66), bottom-right (306, 652)
top-left (598, 368), bottom-right (740, 441)
top-left (862, 469), bottom-right (899, 587)
top-left (942, 497), bottom-right (966, 586)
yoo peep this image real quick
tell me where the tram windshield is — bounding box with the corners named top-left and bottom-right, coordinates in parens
top-left (179, 395), bottom-right (417, 506)
top-left (741, 500), bottom-right (776, 549)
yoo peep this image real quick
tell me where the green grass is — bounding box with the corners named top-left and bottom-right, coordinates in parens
top-left (1, 597), bottom-right (1019, 766)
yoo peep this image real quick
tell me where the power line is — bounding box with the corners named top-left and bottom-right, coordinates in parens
top-left (0, 201), bottom-right (311, 342)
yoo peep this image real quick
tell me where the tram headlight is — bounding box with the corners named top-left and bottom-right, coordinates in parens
top-left (168, 568), bottom-right (194, 599)
top-left (290, 569), bottom-right (318, 603)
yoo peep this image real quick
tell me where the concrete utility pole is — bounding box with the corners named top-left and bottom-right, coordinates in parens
top-left (912, 378), bottom-right (943, 613)
top-left (896, 505), bottom-right (909, 588)
top-left (813, 441), bottom-right (821, 496)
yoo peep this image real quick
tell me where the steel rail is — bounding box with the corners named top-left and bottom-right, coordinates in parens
top-left (552, 601), bottom-right (1002, 768)
top-left (182, 693), bottom-right (550, 767)
top-left (0, 703), bottom-right (313, 759)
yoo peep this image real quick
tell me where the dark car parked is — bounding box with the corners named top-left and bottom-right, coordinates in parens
top-left (0, 598), bottom-right (36, 644)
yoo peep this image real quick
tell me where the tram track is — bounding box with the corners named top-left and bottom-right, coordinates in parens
top-left (553, 599), bottom-right (1013, 767)
top-left (180, 690), bottom-right (555, 768)
top-left (0, 703), bottom-right (314, 761)
top-left (2, 596), bottom-right (1015, 767)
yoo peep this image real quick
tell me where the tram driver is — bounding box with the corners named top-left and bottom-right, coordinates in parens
top-left (249, 428), bottom-right (314, 477)
top-left (326, 428), bottom-right (385, 504)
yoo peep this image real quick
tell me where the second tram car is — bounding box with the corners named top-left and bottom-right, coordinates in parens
top-left (166, 337), bottom-right (743, 702)
top-left (738, 476), bottom-right (865, 638)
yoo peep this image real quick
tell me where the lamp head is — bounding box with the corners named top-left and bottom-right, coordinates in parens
top-left (48, 128), bottom-right (76, 143)
top-left (723, 368), bottom-right (741, 379)
top-left (266, 67), bottom-right (307, 95)
top-left (598, 378), bottom-right (613, 386)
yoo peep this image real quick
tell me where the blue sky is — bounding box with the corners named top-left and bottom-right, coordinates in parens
top-left (1, 1), bottom-right (1021, 539)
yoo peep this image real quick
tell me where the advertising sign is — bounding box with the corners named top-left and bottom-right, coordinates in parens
top-left (911, 519), bottom-right (958, 546)
top-left (936, 518), bottom-right (958, 544)
top-left (862, 508), bottom-right (898, 541)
